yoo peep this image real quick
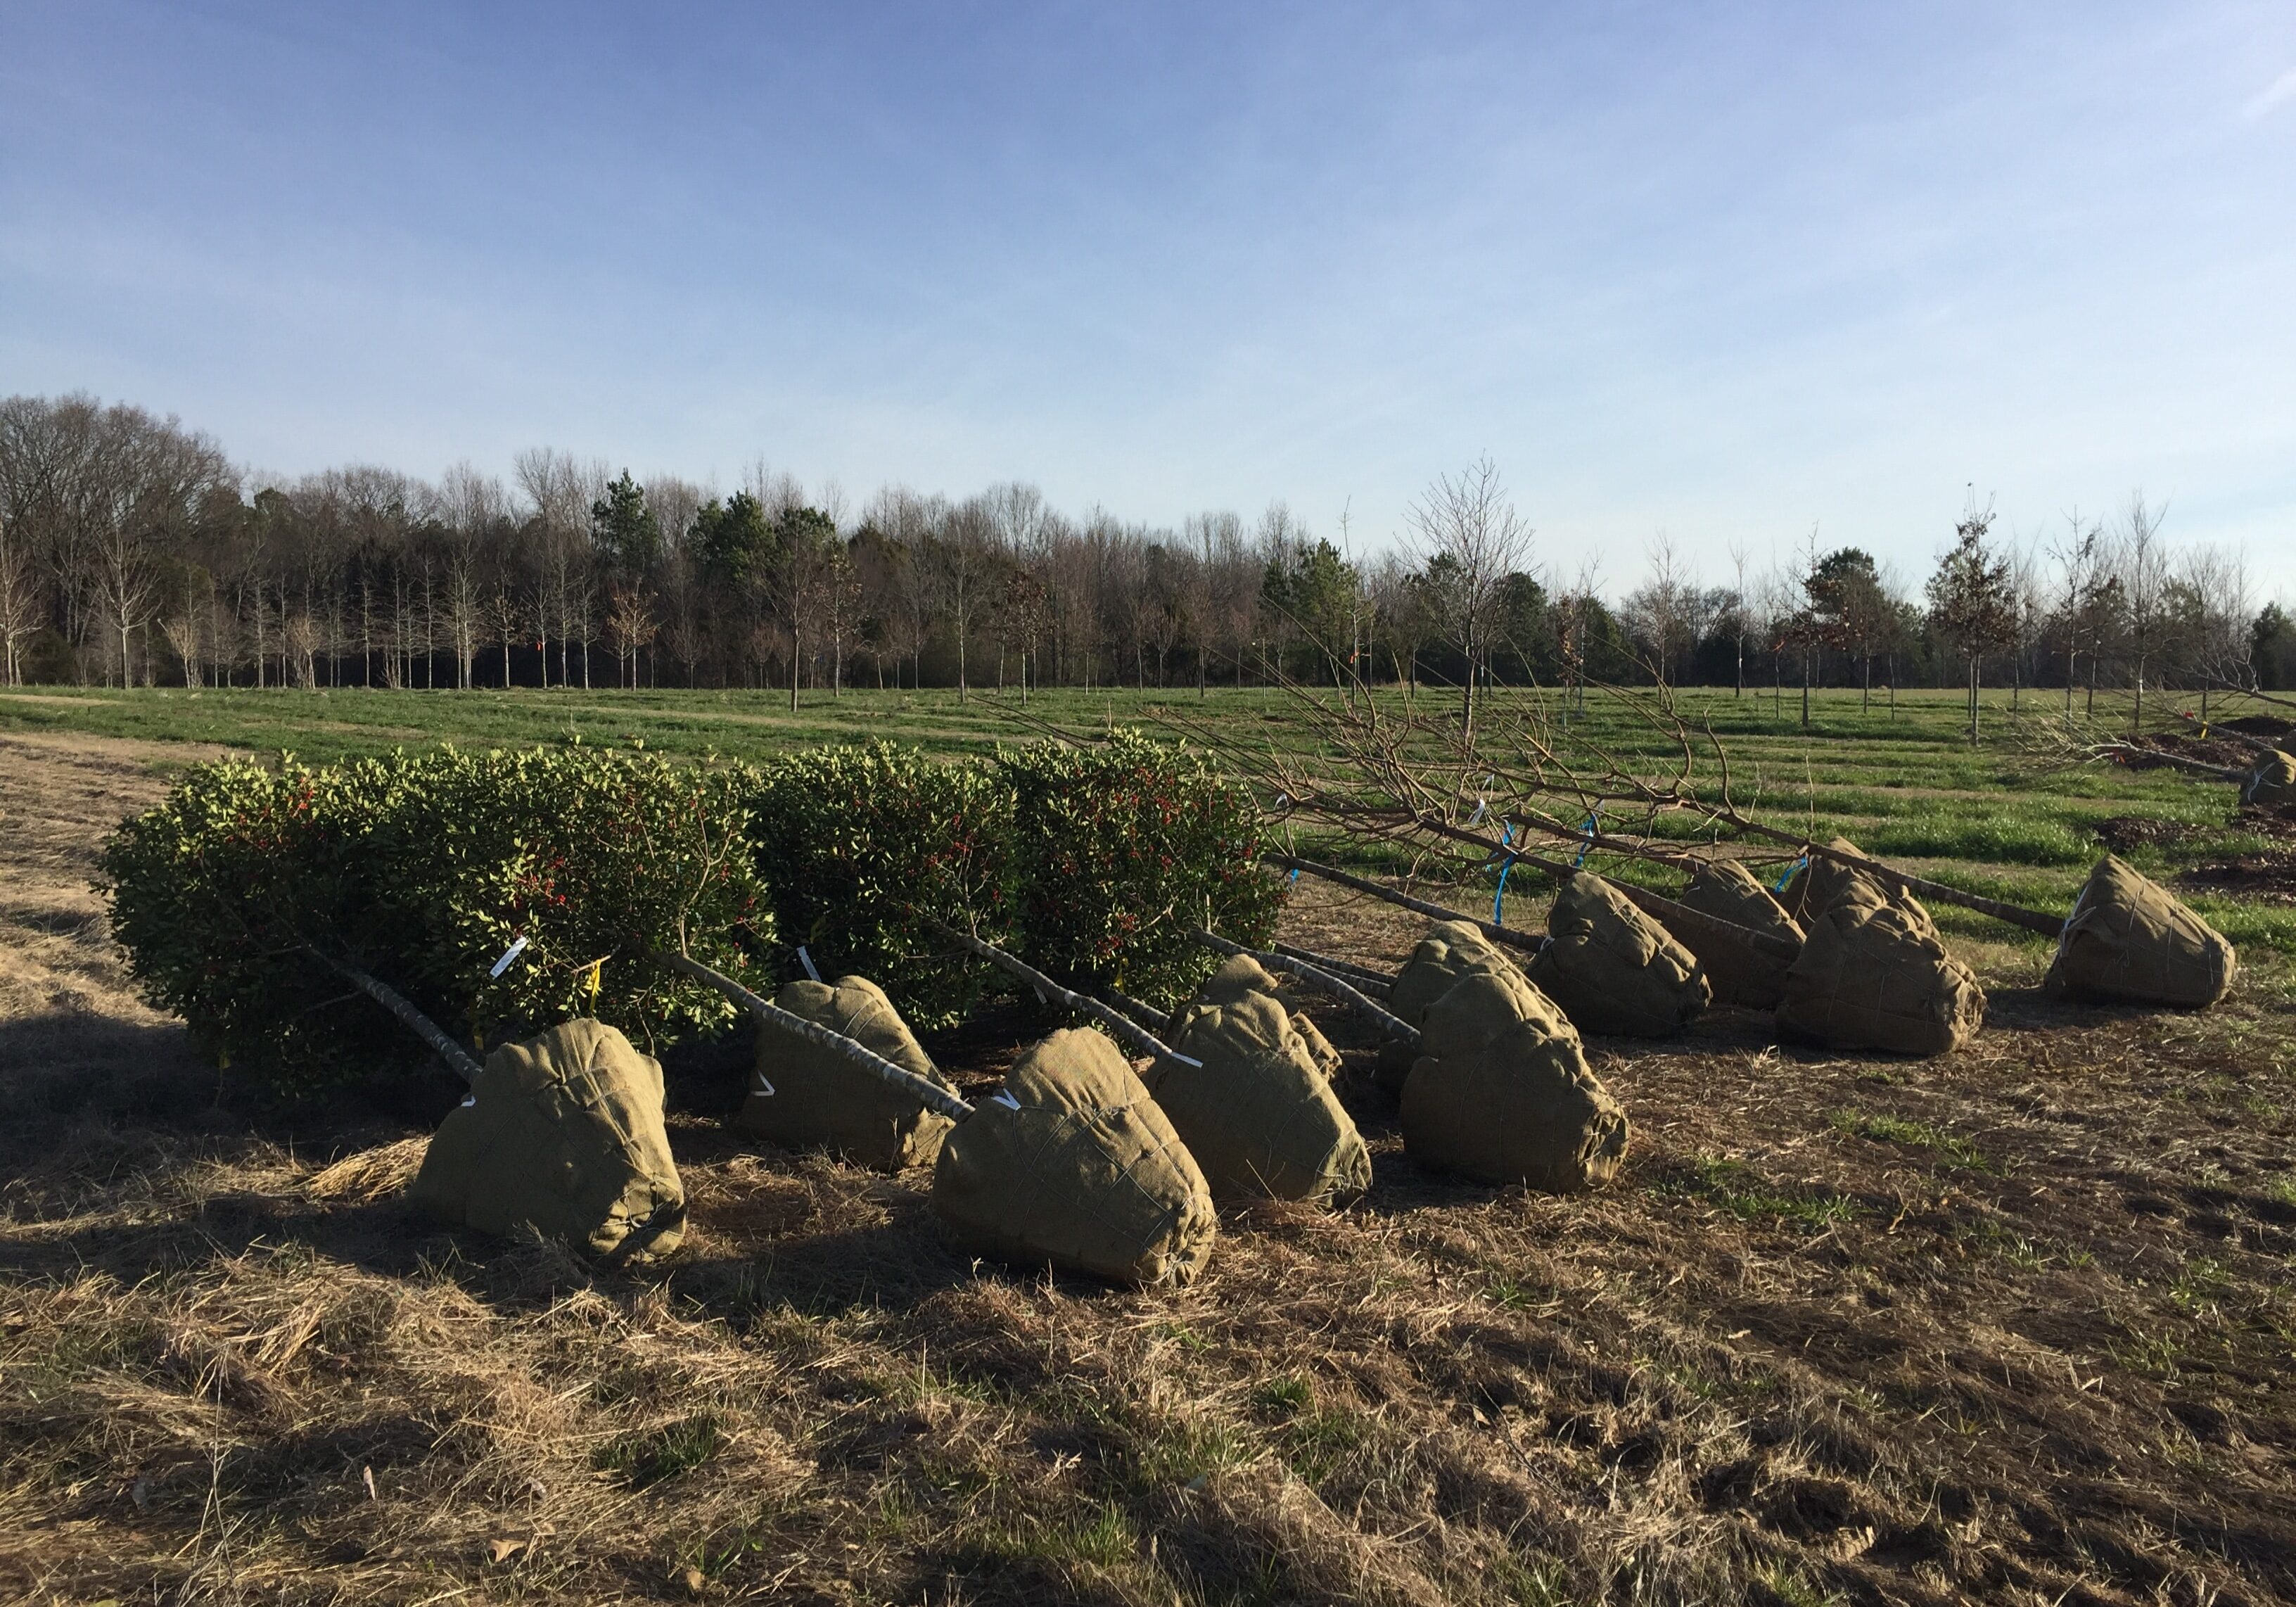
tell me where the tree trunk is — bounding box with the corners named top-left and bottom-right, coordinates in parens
top-left (1968, 658), bottom-right (1980, 745)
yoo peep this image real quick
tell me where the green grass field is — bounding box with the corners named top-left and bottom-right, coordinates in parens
top-left (5, 679), bottom-right (2291, 959)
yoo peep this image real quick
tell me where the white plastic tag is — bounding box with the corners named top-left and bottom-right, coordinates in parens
top-left (488, 936), bottom-right (529, 979)
top-left (797, 945), bottom-right (822, 983)
top-left (459, 1094), bottom-right (476, 1107)
top-left (751, 1075), bottom-right (777, 1098)
top-left (989, 1089), bottom-right (1021, 1110)
top-left (1167, 1051), bottom-right (1204, 1068)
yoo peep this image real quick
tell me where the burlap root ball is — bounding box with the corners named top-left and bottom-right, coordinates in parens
top-left (2242, 751), bottom-right (2296, 808)
top-left (740, 974), bottom-right (956, 1171)
top-left (1665, 859), bottom-right (1806, 1010)
top-left (1376, 920), bottom-right (1531, 1093)
top-left (1778, 837), bottom-right (1886, 925)
top-left (1154, 955), bottom-right (1370, 1205)
top-left (1400, 967), bottom-right (1629, 1192)
top-left (1776, 894), bottom-right (1984, 1056)
top-left (932, 1027), bottom-right (1217, 1286)
top-left (2045, 853), bottom-right (2238, 1008)
top-left (412, 1017), bottom-right (685, 1260)
top-left (1526, 874), bottom-right (1710, 1037)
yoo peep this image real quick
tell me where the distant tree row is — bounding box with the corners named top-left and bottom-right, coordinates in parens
top-left (1, 393), bottom-right (2285, 727)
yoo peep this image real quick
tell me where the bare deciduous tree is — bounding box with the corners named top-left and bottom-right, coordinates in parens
top-left (2113, 490), bottom-right (2170, 734)
top-left (1405, 458), bottom-right (1534, 740)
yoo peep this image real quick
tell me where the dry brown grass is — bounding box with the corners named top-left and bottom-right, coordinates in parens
top-left (6, 734), bottom-right (2296, 1605)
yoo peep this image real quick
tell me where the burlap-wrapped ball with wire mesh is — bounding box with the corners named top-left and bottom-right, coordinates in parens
top-left (2045, 854), bottom-right (2237, 1009)
top-left (1777, 889), bottom-right (1984, 1056)
top-left (1665, 859), bottom-right (1806, 1010)
top-left (2243, 751), bottom-right (2296, 808)
top-left (931, 1027), bottom-right (1216, 1286)
top-left (411, 1017), bottom-right (684, 1262)
top-left (1190, 953), bottom-right (1340, 1076)
top-left (739, 975), bottom-right (956, 1171)
top-left (1375, 920), bottom-right (1529, 1093)
top-left (1153, 955), bottom-right (1370, 1206)
top-left (1526, 873), bottom-right (1709, 1037)
top-left (1401, 965), bottom-right (1628, 1192)
top-left (1777, 837), bottom-right (1887, 925)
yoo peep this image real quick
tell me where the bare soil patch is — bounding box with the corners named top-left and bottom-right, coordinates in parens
top-left (2093, 815), bottom-right (2195, 855)
top-left (2124, 731), bottom-right (2259, 773)
top-left (2237, 804), bottom-right (2296, 844)
top-left (2179, 854), bottom-right (2296, 905)
top-left (6, 737), bottom-right (2296, 1606)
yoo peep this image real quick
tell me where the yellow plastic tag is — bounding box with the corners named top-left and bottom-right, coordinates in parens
top-left (583, 958), bottom-right (604, 1002)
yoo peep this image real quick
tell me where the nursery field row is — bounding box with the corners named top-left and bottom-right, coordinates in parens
top-left (7, 682), bottom-right (2293, 960)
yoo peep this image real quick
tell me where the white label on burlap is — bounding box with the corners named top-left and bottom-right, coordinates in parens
top-left (751, 1075), bottom-right (777, 1097)
top-left (989, 1089), bottom-right (1021, 1110)
top-left (2053, 882), bottom-right (2092, 969)
top-left (797, 945), bottom-right (822, 983)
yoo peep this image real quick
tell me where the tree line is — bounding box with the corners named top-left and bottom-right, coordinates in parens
top-left (2, 393), bottom-right (2288, 717)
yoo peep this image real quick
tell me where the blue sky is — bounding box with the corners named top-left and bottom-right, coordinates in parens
top-left (4, 2), bottom-right (2292, 597)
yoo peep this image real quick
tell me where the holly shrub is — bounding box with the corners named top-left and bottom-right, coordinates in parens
top-left (101, 732), bottom-right (1279, 1089)
top-left (746, 742), bottom-right (1013, 1031)
top-left (100, 746), bottom-right (772, 1093)
top-left (367, 746), bottom-right (772, 1050)
top-left (1000, 730), bottom-right (1284, 1005)
top-left (102, 756), bottom-right (421, 1091)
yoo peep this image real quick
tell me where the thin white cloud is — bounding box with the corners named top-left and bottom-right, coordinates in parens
top-left (2244, 66), bottom-right (2296, 120)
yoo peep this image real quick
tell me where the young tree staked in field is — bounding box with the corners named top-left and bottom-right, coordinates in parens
top-left (1925, 497), bottom-right (2018, 745)
top-left (771, 504), bottom-right (840, 713)
top-left (435, 462), bottom-right (512, 690)
top-left (1621, 535), bottom-right (1698, 691)
top-left (2169, 542), bottom-right (2253, 720)
top-left (1552, 556), bottom-right (1605, 724)
top-left (1405, 458), bottom-right (1533, 740)
top-left (932, 499), bottom-right (1000, 702)
top-left (1723, 542), bottom-right (1752, 697)
top-left (1804, 547), bottom-right (1892, 711)
top-left (2048, 510), bottom-right (2109, 715)
top-left (1369, 553), bottom-right (1431, 694)
top-left (1260, 535), bottom-right (1360, 690)
top-left (2112, 491), bottom-right (2171, 735)
top-left (1184, 509), bottom-right (1240, 698)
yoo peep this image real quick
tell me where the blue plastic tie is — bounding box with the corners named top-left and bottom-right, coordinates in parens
top-left (1492, 822), bottom-right (1519, 925)
top-left (1773, 853), bottom-right (1809, 894)
top-left (1573, 810), bottom-right (1600, 870)
top-left (1288, 866), bottom-right (1301, 886)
